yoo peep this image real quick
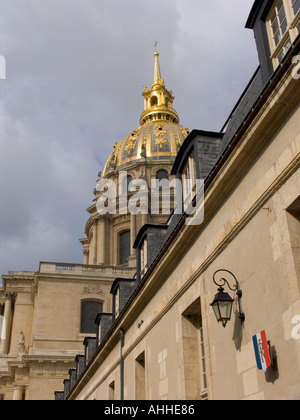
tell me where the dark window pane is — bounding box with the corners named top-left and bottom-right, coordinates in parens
top-left (292, 0), bottom-right (300, 15)
top-left (119, 231), bottom-right (130, 265)
top-left (156, 169), bottom-right (169, 181)
top-left (281, 19), bottom-right (287, 35)
top-left (272, 19), bottom-right (279, 36)
top-left (278, 7), bottom-right (286, 24)
top-left (80, 301), bottom-right (103, 334)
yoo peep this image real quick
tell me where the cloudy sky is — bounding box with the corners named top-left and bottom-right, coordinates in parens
top-left (0, 0), bottom-right (259, 282)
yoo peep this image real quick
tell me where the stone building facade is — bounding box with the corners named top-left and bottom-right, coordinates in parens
top-left (62, 0), bottom-right (300, 400)
top-left (1, 0), bottom-right (300, 401)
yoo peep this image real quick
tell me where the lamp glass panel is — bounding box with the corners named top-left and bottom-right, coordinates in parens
top-left (212, 302), bottom-right (221, 322)
top-left (219, 300), bottom-right (233, 321)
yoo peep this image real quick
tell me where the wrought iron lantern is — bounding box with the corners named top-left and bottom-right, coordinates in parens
top-left (210, 269), bottom-right (245, 328)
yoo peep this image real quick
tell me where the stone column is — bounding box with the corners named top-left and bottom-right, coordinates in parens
top-left (12, 385), bottom-right (25, 400)
top-left (0, 292), bottom-right (16, 355)
top-left (92, 222), bottom-right (98, 265)
top-left (83, 249), bottom-right (89, 265)
top-left (97, 217), bottom-right (105, 265)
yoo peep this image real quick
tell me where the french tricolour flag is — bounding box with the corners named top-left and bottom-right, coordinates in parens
top-left (252, 330), bottom-right (271, 372)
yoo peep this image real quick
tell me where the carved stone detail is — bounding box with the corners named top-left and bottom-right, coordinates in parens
top-left (82, 285), bottom-right (103, 295)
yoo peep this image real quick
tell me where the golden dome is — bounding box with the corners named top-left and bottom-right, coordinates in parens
top-left (103, 121), bottom-right (190, 176)
top-left (102, 44), bottom-right (190, 177)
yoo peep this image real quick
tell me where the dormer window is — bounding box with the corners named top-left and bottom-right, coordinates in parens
top-left (182, 152), bottom-right (197, 211)
top-left (133, 224), bottom-right (168, 283)
top-left (270, 0), bottom-right (288, 47)
top-left (267, 0), bottom-right (300, 68)
top-left (110, 278), bottom-right (135, 321)
top-left (140, 239), bottom-right (148, 277)
top-left (95, 313), bottom-right (113, 344)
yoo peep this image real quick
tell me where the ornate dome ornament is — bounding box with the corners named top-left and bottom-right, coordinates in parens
top-left (102, 43), bottom-right (189, 177)
top-left (139, 41), bottom-right (180, 127)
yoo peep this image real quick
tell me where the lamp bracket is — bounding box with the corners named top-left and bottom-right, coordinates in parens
top-left (213, 269), bottom-right (240, 294)
top-left (268, 341), bottom-right (278, 370)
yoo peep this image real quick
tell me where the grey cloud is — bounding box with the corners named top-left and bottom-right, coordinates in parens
top-left (0, 0), bottom-right (257, 280)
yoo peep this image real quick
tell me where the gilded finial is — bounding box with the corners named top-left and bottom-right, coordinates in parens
top-left (153, 41), bottom-right (162, 83)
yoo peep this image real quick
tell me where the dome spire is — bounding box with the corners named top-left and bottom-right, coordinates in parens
top-left (154, 41), bottom-right (162, 83)
top-left (140, 44), bottom-right (179, 126)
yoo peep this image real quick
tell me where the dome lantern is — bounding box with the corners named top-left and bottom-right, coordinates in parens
top-left (140, 42), bottom-right (179, 126)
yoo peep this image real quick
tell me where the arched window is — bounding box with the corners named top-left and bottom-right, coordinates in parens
top-left (151, 96), bottom-right (158, 106)
top-left (119, 230), bottom-right (131, 265)
top-left (156, 169), bottom-right (169, 181)
top-left (80, 300), bottom-right (103, 334)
